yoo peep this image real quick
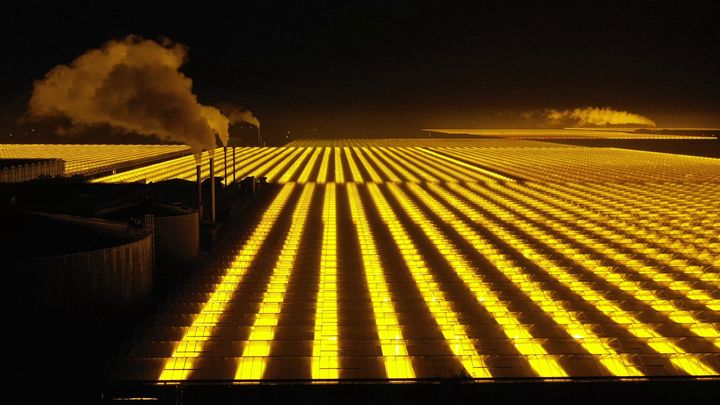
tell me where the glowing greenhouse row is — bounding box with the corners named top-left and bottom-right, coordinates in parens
top-left (429, 147), bottom-right (720, 183)
top-left (0, 144), bottom-right (189, 175)
top-left (285, 139), bottom-right (576, 148)
top-left (95, 145), bottom-right (720, 185)
top-left (110, 141), bottom-right (720, 381)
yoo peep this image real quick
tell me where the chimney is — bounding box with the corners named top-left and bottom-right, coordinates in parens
top-left (209, 150), bottom-right (216, 223)
top-left (223, 146), bottom-right (228, 187)
top-left (196, 161), bottom-right (203, 225)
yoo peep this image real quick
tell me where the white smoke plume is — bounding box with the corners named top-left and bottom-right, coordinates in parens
top-left (524, 107), bottom-right (656, 127)
top-left (219, 104), bottom-right (260, 128)
top-left (28, 35), bottom-right (229, 157)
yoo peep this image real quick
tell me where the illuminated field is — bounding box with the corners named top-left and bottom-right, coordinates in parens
top-left (0, 144), bottom-right (189, 175)
top-left (95, 143), bottom-right (720, 184)
top-left (288, 138), bottom-right (577, 148)
top-left (109, 140), bottom-right (720, 381)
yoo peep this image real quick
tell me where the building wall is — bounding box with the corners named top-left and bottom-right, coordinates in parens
top-left (6, 234), bottom-right (153, 320)
top-left (154, 212), bottom-right (199, 282)
top-left (0, 159), bottom-right (65, 182)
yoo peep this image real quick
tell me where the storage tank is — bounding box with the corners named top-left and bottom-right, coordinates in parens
top-left (95, 201), bottom-right (199, 286)
top-left (2, 211), bottom-right (153, 321)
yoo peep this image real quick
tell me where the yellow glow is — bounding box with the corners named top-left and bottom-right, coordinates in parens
top-left (422, 128), bottom-right (708, 139)
top-left (316, 147), bottom-right (331, 184)
top-left (246, 147), bottom-right (295, 179)
top-left (0, 143), bottom-right (189, 177)
top-left (446, 182), bottom-right (718, 376)
top-left (276, 147), bottom-right (313, 183)
top-left (346, 183), bottom-right (415, 379)
top-left (376, 148), bottom-right (436, 183)
top-left (236, 185), bottom-right (316, 380)
top-left (334, 147), bottom-right (345, 183)
top-left (344, 147), bottom-right (363, 183)
top-left (436, 146), bottom-right (720, 183)
top-left (69, 141), bottom-right (720, 382)
top-left (159, 184), bottom-right (296, 381)
top-left (296, 147), bottom-right (322, 184)
top-left (362, 147), bottom-right (401, 182)
top-left (367, 183), bottom-right (492, 378)
top-left (388, 183), bottom-right (568, 377)
top-left (353, 148), bottom-right (382, 182)
top-left (93, 147), bottom-right (284, 184)
top-left (312, 183), bottom-right (339, 379)
top-left (419, 183), bottom-right (643, 377)
top-left (229, 147), bottom-right (283, 181)
top-left (416, 148), bottom-right (515, 182)
top-left (404, 147), bottom-right (485, 182)
top-left (467, 181), bottom-right (720, 343)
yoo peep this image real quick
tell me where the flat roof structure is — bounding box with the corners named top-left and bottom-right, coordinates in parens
top-left (421, 128), bottom-right (717, 139)
top-left (0, 144), bottom-right (190, 176)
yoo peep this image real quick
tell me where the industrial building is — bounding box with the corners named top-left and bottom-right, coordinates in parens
top-left (1, 154), bottom-right (262, 402)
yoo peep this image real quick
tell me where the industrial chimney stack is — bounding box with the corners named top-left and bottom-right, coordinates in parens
top-left (196, 161), bottom-right (203, 226)
top-left (209, 150), bottom-right (216, 223)
top-left (223, 147), bottom-right (228, 187)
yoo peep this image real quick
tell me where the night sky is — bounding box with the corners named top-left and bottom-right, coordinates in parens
top-left (2, 1), bottom-right (719, 143)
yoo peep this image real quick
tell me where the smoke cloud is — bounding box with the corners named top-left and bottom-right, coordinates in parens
top-left (28, 35), bottom-right (229, 156)
top-left (523, 107), bottom-right (656, 127)
top-left (219, 104), bottom-right (260, 128)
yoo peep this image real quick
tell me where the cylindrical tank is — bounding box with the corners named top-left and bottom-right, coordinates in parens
top-left (6, 234), bottom-right (153, 321)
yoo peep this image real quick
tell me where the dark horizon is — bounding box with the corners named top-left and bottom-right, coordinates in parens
top-left (2, 1), bottom-right (719, 143)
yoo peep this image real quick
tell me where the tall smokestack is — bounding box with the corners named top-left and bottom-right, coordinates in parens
top-left (258, 126), bottom-right (262, 146)
top-left (209, 150), bottom-right (216, 223)
top-left (196, 161), bottom-right (203, 225)
top-left (223, 146), bottom-right (228, 187)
